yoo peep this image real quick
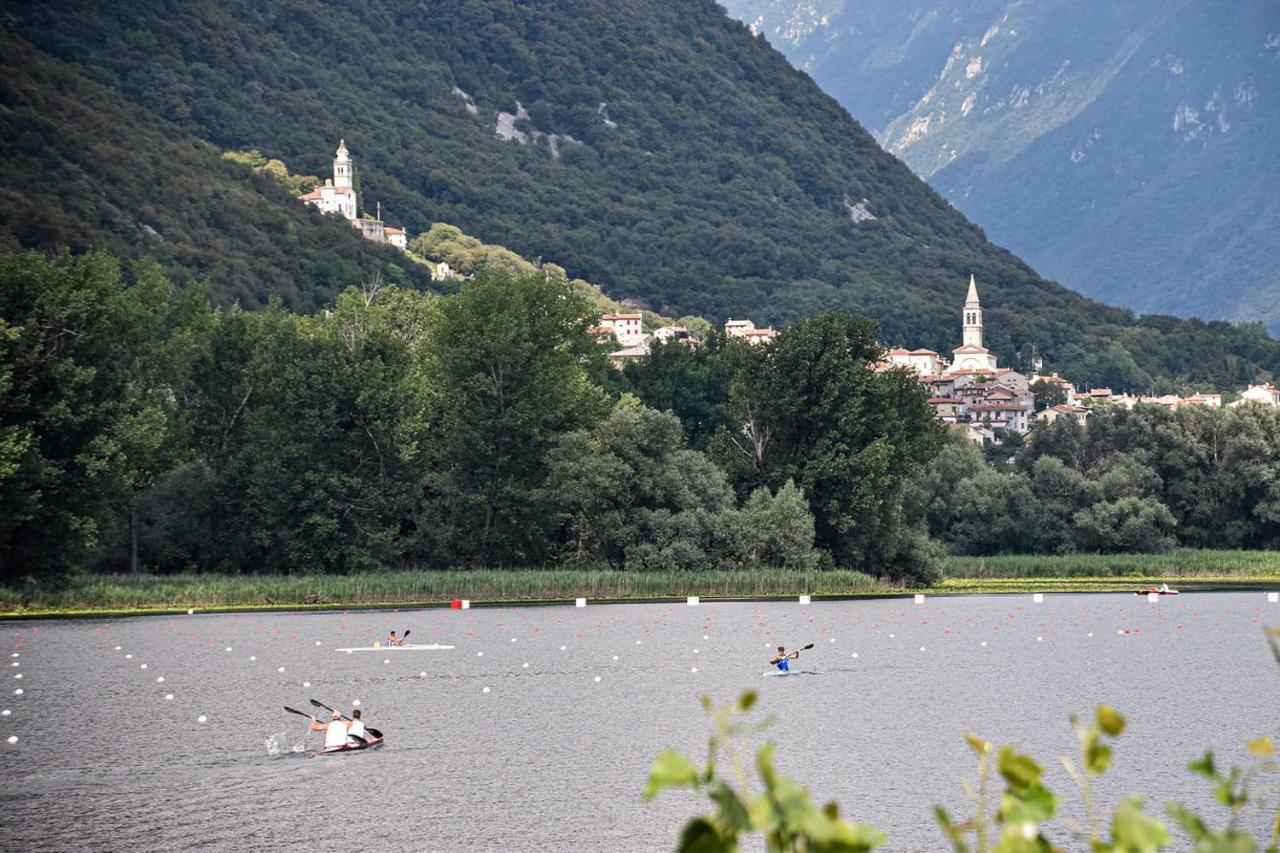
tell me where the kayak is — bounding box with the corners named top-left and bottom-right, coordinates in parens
top-left (314, 735), bottom-right (384, 755)
top-left (335, 644), bottom-right (455, 652)
top-left (1135, 587), bottom-right (1179, 595)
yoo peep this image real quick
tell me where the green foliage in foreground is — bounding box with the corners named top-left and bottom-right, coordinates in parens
top-left (650, 687), bottom-right (1280, 852)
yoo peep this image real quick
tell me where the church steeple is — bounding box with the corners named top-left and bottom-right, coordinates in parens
top-left (962, 274), bottom-right (983, 349)
top-left (333, 138), bottom-right (353, 190)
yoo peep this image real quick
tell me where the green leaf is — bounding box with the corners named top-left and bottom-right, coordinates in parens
top-left (644, 748), bottom-right (700, 800)
top-left (1096, 706), bottom-right (1126, 737)
top-left (708, 780), bottom-right (752, 834)
top-left (1000, 782), bottom-right (1058, 825)
top-left (1086, 742), bottom-right (1114, 776)
top-left (1187, 751), bottom-right (1218, 780)
top-left (966, 733), bottom-right (993, 755)
top-left (677, 817), bottom-right (735, 853)
top-left (737, 691), bottom-right (757, 713)
top-left (999, 747), bottom-right (1045, 791)
top-left (1165, 804), bottom-right (1210, 841)
top-left (933, 805), bottom-right (972, 853)
top-left (1109, 796), bottom-right (1170, 852)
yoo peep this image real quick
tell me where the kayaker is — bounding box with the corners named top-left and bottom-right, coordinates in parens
top-left (347, 708), bottom-right (367, 740)
top-left (310, 710), bottom-right (350, 749)
top-left (388, 631), bottom-right (405, 647)
top-left (770, 645), bottom-right (800, 673)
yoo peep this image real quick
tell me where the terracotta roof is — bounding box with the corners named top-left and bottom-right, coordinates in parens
top-left (602, 312), bottom-right (642, 321)
top-left (971, 402), bottom-right (1031, 412)
top-left (886, 347), bottom-right (912, 356)
top-left (908, 348), bottom-right (939, 355)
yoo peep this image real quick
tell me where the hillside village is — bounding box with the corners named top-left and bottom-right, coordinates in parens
top-left (300, 141), bottom-right (1279, 441)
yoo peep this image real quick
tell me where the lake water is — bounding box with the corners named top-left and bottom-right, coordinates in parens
top-left (1, 592), bottom-right (1276, 851)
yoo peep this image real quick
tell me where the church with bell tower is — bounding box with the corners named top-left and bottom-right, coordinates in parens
top-left (298, 139), bottom-right (408, 250)
top-left (946, 275), bottom-right (999, 374)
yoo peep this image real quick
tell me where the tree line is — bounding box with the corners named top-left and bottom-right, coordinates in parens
top-left (3, 252), bottom-right (1278, 588)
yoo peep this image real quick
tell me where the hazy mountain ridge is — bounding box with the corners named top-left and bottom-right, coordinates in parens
top-left (722, 0), bottom-right (1280, 333)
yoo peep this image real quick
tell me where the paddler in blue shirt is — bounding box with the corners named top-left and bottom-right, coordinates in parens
top-left (770, 645), bottom-right (800, 673)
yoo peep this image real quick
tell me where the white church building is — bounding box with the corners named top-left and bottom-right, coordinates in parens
top-left (947, 275), bottom-right (1000, 374)
top-left (299, 139), bottom-right (407, 251)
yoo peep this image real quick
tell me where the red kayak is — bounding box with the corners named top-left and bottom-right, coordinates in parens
top-left (314, 734), bottom-right (384, 755)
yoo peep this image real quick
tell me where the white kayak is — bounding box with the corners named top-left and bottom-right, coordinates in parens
top-left (335, 644), bottom-right (456, 652)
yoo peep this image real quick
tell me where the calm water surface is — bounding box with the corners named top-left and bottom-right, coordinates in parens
top-left (1, 593), bottom-right (1275, 851)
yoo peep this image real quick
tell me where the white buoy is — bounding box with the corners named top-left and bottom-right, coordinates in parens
top-left (155, 677), bottom-right (164, 683)
top-left (460, 600), bottom-right (470, 610)
top-left (225, 647), bottom-right (232, 652)
top-left (919, 646), bottom-right (926, 652)
top-left (7, 736), bottom-right (16, 744)
top-left (1, 709), bottom-right (9, 715)
top-left (164, 694), bottom-right (173, 701)
top-left (352, 699), bottom-right (361, 706)
top-left (1032, 593), bottom-right (1044, 603)
top-left (187, 609), bottom-right (194, 615)
top-left (693, 648), bottom-right (699, 654)
top-left (980, 641), bottom-right (987, 647)
top-left (114, 646), bottom-right (121, 651)
top-left (419, 671), bottom-right (427, 677)
top-left (197, 715), bottom-right (207, 723)
top-left (575, 597), bottom-right (587, 608)
top-left (611, 655), bottom-right (618, 661)
top-left (889, 633), bottom-right (895, 638)
top-left (10, 653), bottom-right (17, 657)
top-left (12, 674), bottom-right (20, 679)
top-left (278, 666), bottom-right (286, 673)
top-left (593, 676), bottom-right (601, 683)
top-left (799, 594), bottom-right (811, 605)
top-left (851, 652), bottom-right (858, 658)
top-left (914, 594), bottom-right (925, 604)
top-left (1088, 632), bottom-right (1094, 637)
top-left (125, 654), bottom-right (132, 659)
top-left (690, 667), bottom-right (698, 673)
top-left (139, 664), bottom-right (147, 669)
top-left (829, 638), bottom-right (835, 643)
top-left (510, 638), bottom-right (517, 643)
top-left (1036, 636), bottom-right (1043, 642)
top-left (558, 646), bottom-right (566, 651)
top-left (635, 640), bottom-right (642, 645)
top-left (522, 662), bottom-right (529, 668)
top-left (687, 596), bottom-right (699, 606)
top-left (702, 635), bottom-right (708, 640)
top-left (383, 659), bottom-right (390, 665)
top-left (249, 656), bottom-right (256, 661)
top-left (482, 686), bottom-right (490, 693)
top-left (11, 662), bottom-right (18, 667)
top-left (1268, 592), bottom-right (1278, 603)
top-left (315, 641), bottom-right (322, 646)
top-left (477, 651), bottom-right (484, 657)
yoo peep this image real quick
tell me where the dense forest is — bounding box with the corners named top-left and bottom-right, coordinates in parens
top-left (2, 1), bottom-right (1279, 391)
top-left (4, 253), bottom-right (1278, 588)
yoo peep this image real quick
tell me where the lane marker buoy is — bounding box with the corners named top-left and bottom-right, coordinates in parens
top-left (197, 715), bottom-right (207, 723)
top-left (482, 686), bottom-right (490, 693)
top-left (164, 694), bottom-right (173, 701)
top-left (6, 736), bottom-right (15, 744)
top-left (1032, 593), bottom-right (1044, 603)
top-left (576, 598), bottom-right (587, 608)
top-left (687, 596), bottom-right (699, 606)
top-left (593, 676), bottom-right (601, 682)
top-left (799, 595), bottom-right (811, 605)
top-left (914, 594), bottom-right (925, 604)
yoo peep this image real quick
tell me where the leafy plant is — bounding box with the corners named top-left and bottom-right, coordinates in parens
top-left (644, 691), bottom-right (886, 851)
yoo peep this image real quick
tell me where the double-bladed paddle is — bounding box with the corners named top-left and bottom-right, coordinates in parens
top-left (309, 698), bottom-right (383, 740)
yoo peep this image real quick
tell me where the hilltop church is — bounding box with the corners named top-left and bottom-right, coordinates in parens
top-left (299, 140), bottom-right (408, 251)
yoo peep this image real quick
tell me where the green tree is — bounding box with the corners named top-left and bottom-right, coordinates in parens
top-left (427, 271), bottom-right (609, 565)
top-left (737, 479), bottom-right (819, 570)
top-left (622, 333), bottom-right (732, 450)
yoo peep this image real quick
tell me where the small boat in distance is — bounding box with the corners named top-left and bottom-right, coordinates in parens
top-left (1135, 583), bottom-right (1179, 596)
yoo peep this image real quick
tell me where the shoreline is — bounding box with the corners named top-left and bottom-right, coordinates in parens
top-left (3, 573), bottom-right (1278, 620)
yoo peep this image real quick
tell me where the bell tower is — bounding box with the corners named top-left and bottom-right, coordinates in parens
top-left (962, 274), bottom-right (983, 349)
top-left (334, 139), bottom-right (353, 189)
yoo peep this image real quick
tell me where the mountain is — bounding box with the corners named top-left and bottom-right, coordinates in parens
top-left (2, 0), bottom-right (1279, 390)
top-left (720, 0), bottom-right (1280, 333)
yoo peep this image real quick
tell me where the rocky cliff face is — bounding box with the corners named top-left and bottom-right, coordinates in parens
top-left (724, 0), bottom-right (1280, 333)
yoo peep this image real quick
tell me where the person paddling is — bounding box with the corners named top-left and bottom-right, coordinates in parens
top-left (388, 630), bottom-right (405, 647)
top-left (347, 709), bottom-right (368, 740)
top-left (770, 645), bottom-right (800, 673)
top-left (310, 709), bottom-right (351, 749)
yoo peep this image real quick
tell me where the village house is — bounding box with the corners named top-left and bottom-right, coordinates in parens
top-left (1036, 403), bottom-right (1091, 426)
top-left (299, 139), bottom-right (409, 252)
top-left (724, 318), bottom-right (778, 345)
top-left (1233, 383), bottom-right (1280, 408)
top-left (598, 312), bottom-right (646, 346)
top-left (652, 326), bottom-right (699, 345)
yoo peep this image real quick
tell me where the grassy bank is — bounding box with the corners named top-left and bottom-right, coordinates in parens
top-left (2, 550), bottom-right (1277, 618)
top-left (946, 549), bottom-right (1280, 578)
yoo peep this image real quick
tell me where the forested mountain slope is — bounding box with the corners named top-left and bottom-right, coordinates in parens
top-left (3, 0), bottom-right (1279, 389)
top-left (0, 36), bottom-right (431, 310)
top-left (721, 0), bottom-right (1280, 333)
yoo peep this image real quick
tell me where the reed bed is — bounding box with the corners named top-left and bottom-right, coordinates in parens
top-left (945, 549), bottom-right (1280, 579)
top-left (0, 568), bottom-right (884, 615)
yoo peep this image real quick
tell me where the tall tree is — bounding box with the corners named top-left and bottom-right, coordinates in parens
top-left (426, 271), bottom-right (610, 565)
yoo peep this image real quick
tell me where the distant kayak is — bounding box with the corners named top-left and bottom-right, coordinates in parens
top-left (335, 644), bottom-right (455, 652)
top-left (1135, 586), bottom-right (1179, 595)
top-left (314, 735), bottom-right (384, 755)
